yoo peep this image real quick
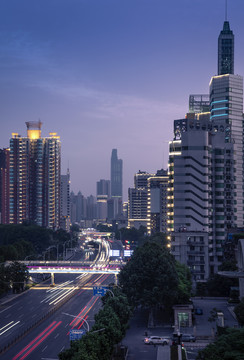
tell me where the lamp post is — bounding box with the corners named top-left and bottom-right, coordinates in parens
top-left (106, 289), bottom-right (114, 297)
top-left (63, 240), bottom-right (71, 260)
top-left (44, 245), bottom-right (59, 262)
top-left (24, 254), bottom-right (35, 262)
top-left (62, 312), bottom-right (105, 335)
top-left (62, 312), bottom-right (90, 332)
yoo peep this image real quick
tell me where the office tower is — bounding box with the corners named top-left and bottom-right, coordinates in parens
top-left (218, 21), bottom-right (234, 75)
top-left (128, 171), bottom-right (153, 229)
top-left (9, 121), bottom-right (61, 229)
top-left (97, 179), bottom-right (111, 198)
top-left (209, 73), bottom-right (243, 272)
top-left (169, 113), bottom-right (210, 281)
top-left (170, 20), bottom-right (243, 278)
top-left (70, 191), bottom-right (87, 224)
top-left (0, 148), bottom-right (10, 224)
top-left (70, 191), bottom-right (77, 224)
top-left (111, 149), bottom-right (123, 198)
top-left (60, 169), bottom-right (71, 231)
top-left (86, 195), bottom-right (97, 220)
top-left (147, 169), bottom-right (169, 235)
top-left (96, 179), bottom-right (110, 221)
top-left (77, 191), bottom-right (86, 221)
top-left (110, 149), bottom-right (123, 219)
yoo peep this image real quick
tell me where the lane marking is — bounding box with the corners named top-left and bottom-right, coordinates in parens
top-left (0, 305), bottom-right (14, 314)
top-left (42, 345), bottom-right (48, 352)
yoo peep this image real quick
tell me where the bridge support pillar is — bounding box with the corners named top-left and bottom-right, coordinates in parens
top-left (115, 274), bottom-right (118, 286)
top-left (51, 272), bottom-right (55, 286)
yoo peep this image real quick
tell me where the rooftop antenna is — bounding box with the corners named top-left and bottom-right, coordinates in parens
top-left (225, 0), bottom-right (228, 21)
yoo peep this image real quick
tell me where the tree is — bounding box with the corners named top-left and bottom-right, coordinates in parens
top-left (118, 241), bottom-right (179, 309)
top-left (8, 261), bottom-right (29, 293)
top-left (148, 232), bottom-right (169, 248)
top-left (70, 224), bottom-right (80, 232)
top-left (206, 274), bottom-right (238, 297)
top-left (101, 290), bottom-right (131, 335)
top-left (197, 327), bottom-right (244, 360)
top-left (0, 264), bottom-right (10, 295)
top-left (208, 307), bottom-right (222, 324)
top-left (218, 260), bottom-right (238, 272)
top-left (59, 288), bottom-right (131, 360)
top-left (174, 261), bottom-right (192, 304)
top-left (234, 297), bottom-right (244, 326)
top-left (115, 226), bottom-right (148, 248)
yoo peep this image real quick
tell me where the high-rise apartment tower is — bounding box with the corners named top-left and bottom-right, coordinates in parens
top-left (9, 121), bottom-right (61, 229)
top-left (60, 169), bottom-right (71, 231)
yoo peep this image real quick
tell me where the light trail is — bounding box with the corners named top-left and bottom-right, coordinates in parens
top-left (18, 321), bottom-right (62, 360)
top-left (77, 297), bottom-right (100, 330)
top-left (12, 321), bottom-right (57, 360)
top-left (49, 287), bottom-right (78, 305)
top-left (0, 321), bottom-right (20, 336)
top-left (41, 288), bottom-right (69, 304)
top-left (0, 321), bottom-right (14, 332)
top-left (46, 280), bottom-right (74, 293)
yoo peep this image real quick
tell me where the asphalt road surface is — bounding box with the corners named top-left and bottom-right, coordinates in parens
top-left (0, 272), bottom-right (115, 360)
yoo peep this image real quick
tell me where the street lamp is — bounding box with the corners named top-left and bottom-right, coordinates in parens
top-left (62, 312), bottom-right (90, 331)
top-left (106, 289), bottom-right (114, 297)
top-left (24, 254), bottom-right (35, 261)
top-left (62, 312), bottom-right (106, 335)
top-left (43, 245), bottom-right (59, 262)
top-left (63, 240), bottom-right (71, 260)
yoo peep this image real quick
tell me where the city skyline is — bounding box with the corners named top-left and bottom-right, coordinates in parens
top-left (1, 1), bottom-right (244, 198)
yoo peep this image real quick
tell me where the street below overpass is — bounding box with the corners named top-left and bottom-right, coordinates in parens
top-left (0, 239), bottom-right (119, 360)
top-left (0, 271), bottom-right (115, 360)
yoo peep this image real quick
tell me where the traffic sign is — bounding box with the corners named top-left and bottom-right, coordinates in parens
top-left (93, 285), bottom-right (109, 296)
top-left (70, 329), bottom-right (86, 341)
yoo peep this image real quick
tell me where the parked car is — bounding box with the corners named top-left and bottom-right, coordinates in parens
top-left (144, 336), bottom-right (169, 345)
top-left (194, 308), bottom-right (203, 315)
top-left (172, 333), bottom-right (196, 343)
top-left (181, 334), bottom-right (196, 342)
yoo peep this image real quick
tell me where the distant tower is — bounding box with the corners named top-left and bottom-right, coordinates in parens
top-left (128, 171), bottom-right (153, 229)
top-left (218, 20), bottom-right (234, 75)
top-left (110, 149), bottom-right (123, 219)
top-left (110, 149), bottom-right (123, 198)
top-left (96, 179), bottom-right (110, 220)
top-left (60, 169), bottom-right (71, 231)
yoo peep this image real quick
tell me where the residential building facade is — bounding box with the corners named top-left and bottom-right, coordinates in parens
top-left (9, 121), bottom-right (61, 229)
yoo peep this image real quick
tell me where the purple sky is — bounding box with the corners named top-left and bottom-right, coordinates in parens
top-left (1, 0), bottom-right (244, 200)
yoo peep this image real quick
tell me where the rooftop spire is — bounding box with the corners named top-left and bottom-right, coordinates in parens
top-left (218, 16), bottom-right (234, 75)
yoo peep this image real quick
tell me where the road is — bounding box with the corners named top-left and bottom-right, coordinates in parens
top-left (0, 238), bottom-right (117, 360)
top-left (0, 272), bottom-right (114, 360)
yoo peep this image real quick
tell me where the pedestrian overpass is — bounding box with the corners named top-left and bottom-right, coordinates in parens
top-left (25, 261), bottom-right (121, 286)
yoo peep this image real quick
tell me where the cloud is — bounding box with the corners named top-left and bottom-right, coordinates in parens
top-left (34, 78), bottom-right (186, 123)
top-left (0, 30), bottom-right (52, 71)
